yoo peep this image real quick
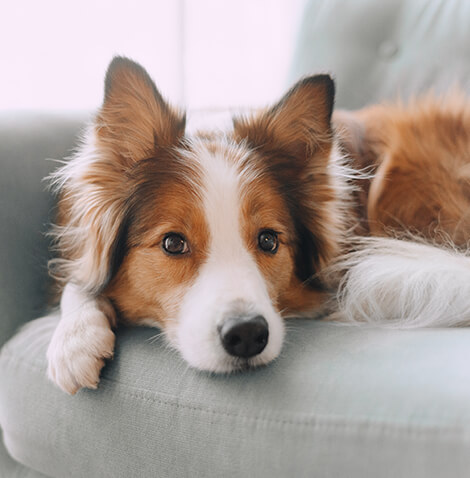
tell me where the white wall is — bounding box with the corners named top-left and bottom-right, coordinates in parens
top-left (0, 0), bottom-right (184, 111)
top-left (0, 0), bottom-right (305, 112)
top-left (183, 0), bottom-right (305, 110)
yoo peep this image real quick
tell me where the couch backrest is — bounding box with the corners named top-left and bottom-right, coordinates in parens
top-left (289, 0), bottom-right (470, 109)
top-left (0, 114), bottom-right (85, 347)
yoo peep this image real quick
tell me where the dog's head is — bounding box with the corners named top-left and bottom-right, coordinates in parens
top-left (52, 57), bottom-right (346, 372)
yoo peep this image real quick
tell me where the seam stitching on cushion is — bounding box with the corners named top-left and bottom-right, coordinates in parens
top-left (113, 387), bottom-right (465, 437)
top-left (1, 350), bottom-right (467, 438)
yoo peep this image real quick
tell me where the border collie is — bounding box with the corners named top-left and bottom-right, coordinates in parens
top-left (46, 57), bottom-right (470, 394)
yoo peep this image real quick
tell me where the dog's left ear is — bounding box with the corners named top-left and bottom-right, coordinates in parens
top-left (233, 75), bottom-right (343, 283)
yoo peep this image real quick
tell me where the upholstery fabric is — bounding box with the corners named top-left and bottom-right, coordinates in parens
top-left (2, 315), bottom-right (470, 477)
top-left (0, 434), bottom-right (48, 478)
top-left (289, 0), bottom-right (470, 109)
top-left (0, 113), bottom-right (86, 348)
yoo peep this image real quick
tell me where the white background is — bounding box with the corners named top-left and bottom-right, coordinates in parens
top-left (0, 0), bottom-right (306, 112)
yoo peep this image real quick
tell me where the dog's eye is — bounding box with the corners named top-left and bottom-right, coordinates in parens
top-left (258, 230), bottom-right (279, 254)
top-left (162, 233), bottom-right (189, 255)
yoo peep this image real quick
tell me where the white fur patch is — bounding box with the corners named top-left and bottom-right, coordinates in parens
top-left (169, 139), bottom-right (285, 371)
top-left (330, 237), bottom-right (470, 328)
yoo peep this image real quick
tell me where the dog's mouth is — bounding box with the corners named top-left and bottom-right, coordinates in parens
top-left (233, 356), bottom-right (264, 371)
top-left (213, 355), bottom-right (271, 374)
top-left (242, 356), bottom-right (274, 371)
top-left (211, 345), bottom-right (278, 374)
top-left (173, 337), bottom-right (277, 375)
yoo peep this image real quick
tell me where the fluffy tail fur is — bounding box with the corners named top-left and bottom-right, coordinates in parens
top-left (328, 237), bottom-right (470, 328)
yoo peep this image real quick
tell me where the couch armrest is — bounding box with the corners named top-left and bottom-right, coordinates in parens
top-left (0, 113), bottom-right (85, 347)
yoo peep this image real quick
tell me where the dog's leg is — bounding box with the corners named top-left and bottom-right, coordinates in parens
top-left (47, 282), bottom-right (116, 394)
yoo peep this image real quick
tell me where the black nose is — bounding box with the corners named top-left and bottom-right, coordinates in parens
top-left (219, 315), bottom-right (269, 358)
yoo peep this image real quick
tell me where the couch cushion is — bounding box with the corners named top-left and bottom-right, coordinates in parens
top-left (290, 0), bottom-right (470, 109)
top-left (1, 315), bottom-right (470, 477)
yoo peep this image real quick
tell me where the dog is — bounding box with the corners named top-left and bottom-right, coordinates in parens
top-left (46, 56), bottom-right (470, 394)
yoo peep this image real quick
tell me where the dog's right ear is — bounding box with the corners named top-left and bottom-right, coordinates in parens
top-left (49, 57), bottom-right (186, 294)
top-left (96, 56), bottom-right (186, 166)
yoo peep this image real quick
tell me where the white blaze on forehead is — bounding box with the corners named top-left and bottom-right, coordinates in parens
top-left (187, 138), bottom-right (268, 295)
top-left (178, 136), bottom-right (258, 264)
top-left (197, 143), bottom-right (246, 260)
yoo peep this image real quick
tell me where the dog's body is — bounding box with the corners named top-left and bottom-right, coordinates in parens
top-left (46, 57), bottom-right (470, 394)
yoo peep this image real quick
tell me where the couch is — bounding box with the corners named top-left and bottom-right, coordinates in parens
top-left (2, 1), bottom-right (470, 476)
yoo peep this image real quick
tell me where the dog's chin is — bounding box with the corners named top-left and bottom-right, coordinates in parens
top-left (210, 357), bottom-right (270, 375)
top-left (172, 339), bottom-right (283, 374)
top-left (184, 352), bottom-right (277, 375)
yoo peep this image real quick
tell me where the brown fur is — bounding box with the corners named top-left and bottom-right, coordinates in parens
top-left (239, 169), bottom-right (329, 316)
top-left (233, 76), bottom-right (346, 288)
top-left (335, 92), bottom-right (470, 246)
top-left (50, 58), bottom-right (188, 295)
top-left (104, 159), bottom-right (208, 326)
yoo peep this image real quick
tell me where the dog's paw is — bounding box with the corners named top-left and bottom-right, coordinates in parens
top-left (47, 304), bottom-right (115, 395)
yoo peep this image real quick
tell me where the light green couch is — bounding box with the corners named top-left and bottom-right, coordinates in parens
top-left (290, 0), bottom-right (470, 109)
top-left (2, 1), bottom-right (470, 476)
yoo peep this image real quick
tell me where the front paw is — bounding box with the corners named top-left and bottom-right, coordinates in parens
top-left (47, 305), bottom-right (115, 395)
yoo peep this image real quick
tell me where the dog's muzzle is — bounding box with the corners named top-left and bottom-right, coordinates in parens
top-left (218, 315), bottom-right (269, 358)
